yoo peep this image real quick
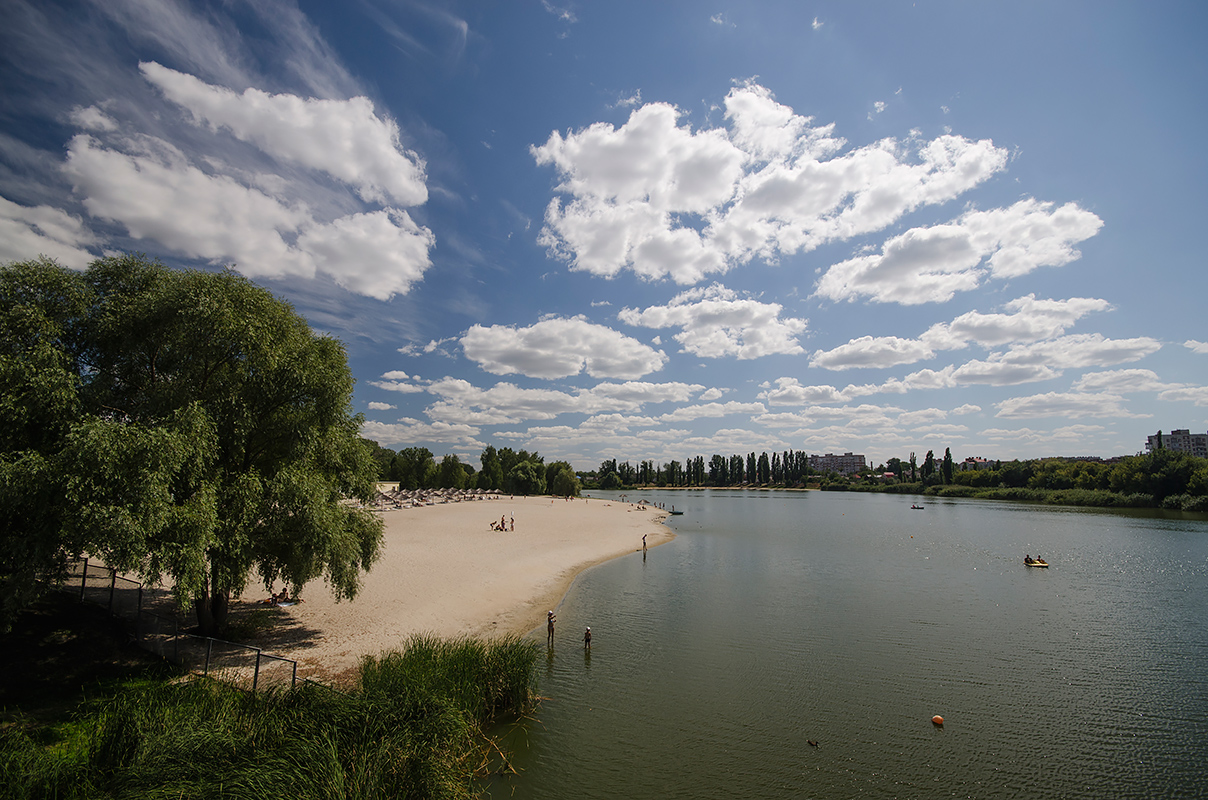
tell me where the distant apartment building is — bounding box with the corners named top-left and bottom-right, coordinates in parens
top-left (809, 452), bottom-right (866, 475)
top-left (960, 457), bottom-right (994, 471)
top-left (1146, 429), bottom-right (1208, 458)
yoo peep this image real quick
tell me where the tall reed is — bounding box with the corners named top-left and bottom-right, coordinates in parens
top-left (1, 634), bottom-right (540, 799)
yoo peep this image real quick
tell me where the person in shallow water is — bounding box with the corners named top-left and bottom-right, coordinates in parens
top-left (583, 626), bottom-right (591, 649)
top-left (547, 610), bottom-right (556, 645)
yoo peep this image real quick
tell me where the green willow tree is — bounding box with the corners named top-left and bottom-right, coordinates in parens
top-left (1, 257), bottom-right (95, 626)
top-left (545, 460), bottom-right (581, 497)
top-left (0, 255), bottom-right (383, 634)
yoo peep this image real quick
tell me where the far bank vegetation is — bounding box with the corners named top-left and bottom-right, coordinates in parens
top-left (571, 448), bottom-right (1208, 512)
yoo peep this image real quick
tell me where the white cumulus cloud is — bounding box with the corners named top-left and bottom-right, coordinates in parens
top-left (658, 401), bottom-right (766, 422)
top-left (922, 295), bottom-right (1111, 349)
top-left (369, 380), bottom-right (425, 394)
top-left (995, 334), bottom-right (1161, 370)
top-left (361, 418), bottom-right (483, 449)
top-left (1071, 369), bottom-right (1172, 394)
top-left (56, 65), bottom-right (435, 301)
top-left (62, 131), bottom-right (434, 298)
top-left (296, 209), bottom-right (433, 299)
top-left (995, 391), bottom-right (1146, 419)
top-left (534, 82), bottom-right (1007, 285)
top-left (460, 317), bottom-right (667, 379)
top-left (810, 335), bottom-right (934, 370)
top-left (0, 196), bottom-right (97, 269)
top-left (758, 378), bottom-right (851, 406)
top-left (420, 377), bottom-right (705, 425)
top-left (141, 62), bottom-right (427, 206)
top-left (814, 199), bottom-right (1103, 304)
top-left (618, 283), bottom-right (806, 359)
top-left (1157, 386), bottom-right (1208, 406)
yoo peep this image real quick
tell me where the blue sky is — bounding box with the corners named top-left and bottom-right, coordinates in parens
top-left (3, 0), bottom-right (1206, 470)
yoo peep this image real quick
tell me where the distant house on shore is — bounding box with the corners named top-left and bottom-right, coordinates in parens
top-left (960, 457), bottom-right (994, 471)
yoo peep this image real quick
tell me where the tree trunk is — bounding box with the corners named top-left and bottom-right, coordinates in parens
top-left (194, 589), bottom-right (230, 637)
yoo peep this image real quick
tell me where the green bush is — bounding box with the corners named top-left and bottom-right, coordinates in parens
top-left (878, 482), bottom-right (926, 495)
top-left (933, 485), bottom-right (977, 498)
top-left (1180, 494), bottom-right (1208, 512)
top-left (974, 487), bottom-right (1046, 502)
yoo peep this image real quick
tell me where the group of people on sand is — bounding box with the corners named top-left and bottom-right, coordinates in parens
top-left (546, 610), bottom-right (591, 649)
top-left (489, 514), bottom-right (514, 532)
top-left (264, 588), bottom-right (298, 606)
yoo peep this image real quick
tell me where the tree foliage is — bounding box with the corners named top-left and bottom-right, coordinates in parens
top-left (0, 255), bottom-right (382, 632)
top-left (545, 460), bottom-right (581, 497)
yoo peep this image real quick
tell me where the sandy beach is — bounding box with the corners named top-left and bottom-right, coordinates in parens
top-left (259, 495), bottom-right (673, 681)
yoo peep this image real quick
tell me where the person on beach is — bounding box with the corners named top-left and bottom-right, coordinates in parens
top-left (547, 610), bottom-right (556, 645)
top-left (642, 533), bottom-right (647, 551)
top-left (583, 626), bottom-right (592, 649)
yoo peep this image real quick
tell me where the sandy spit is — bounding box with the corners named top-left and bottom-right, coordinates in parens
top-left (257, 495), bottom-right (672, 681)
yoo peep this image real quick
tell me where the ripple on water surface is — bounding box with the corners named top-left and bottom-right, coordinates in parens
top-left (490, 491), bottom-right (1208, 800)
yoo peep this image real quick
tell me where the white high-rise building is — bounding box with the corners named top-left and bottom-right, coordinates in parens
top-left (1145, 429), bottom-right (1208, 458)
top-left (809, 452), bottom-right (867, 475)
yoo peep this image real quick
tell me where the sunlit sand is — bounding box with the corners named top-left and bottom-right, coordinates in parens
top-left (265, 495), bottom-right (672, 680)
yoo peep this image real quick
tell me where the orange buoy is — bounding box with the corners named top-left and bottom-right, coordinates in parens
top-left (931, 715), bottom-right (944, 725)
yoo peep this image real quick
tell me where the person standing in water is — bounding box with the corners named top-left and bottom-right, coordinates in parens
top-left (546, 610), bottom-right (556, 645)
top-left (583, 626), bottom-right (592, 650)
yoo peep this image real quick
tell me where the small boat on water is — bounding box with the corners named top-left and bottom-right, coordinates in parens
top-left (1024, 557), bottom-right (1049, 568)
top-left (669, 507), bottom-right (684, 515)
top-left (910, 504), bottom-right (924, 510)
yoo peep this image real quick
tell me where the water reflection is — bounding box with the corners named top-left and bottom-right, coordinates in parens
top-left (491, 490), bottom-right (1208, 800)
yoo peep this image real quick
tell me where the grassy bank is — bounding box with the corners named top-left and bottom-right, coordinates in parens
top-left (1, 633), bottom-right (540, 799)
top-left (819, 481), bottom-right (1208, 511)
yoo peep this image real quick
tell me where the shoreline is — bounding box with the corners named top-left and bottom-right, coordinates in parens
top-left (256, 495), bottom-right (674, 682)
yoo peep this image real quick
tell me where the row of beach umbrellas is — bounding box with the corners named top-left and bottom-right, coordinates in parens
top-left (370, 487), bottom-right (503, 509)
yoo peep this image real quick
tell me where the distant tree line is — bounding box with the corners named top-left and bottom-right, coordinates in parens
top-left (364, 437), bottom-right (1208, 511)
top-left (842, 447), bottom-right (1208, 512)
top-left (571, 442), bottom-right (1207, 512)
top-left (583, 450), bottom-right (814, 490)
top-left (362, 442), bottom-right (581, 497)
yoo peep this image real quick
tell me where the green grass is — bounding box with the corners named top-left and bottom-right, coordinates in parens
top-left (2, 634), bottom-right (541, 799)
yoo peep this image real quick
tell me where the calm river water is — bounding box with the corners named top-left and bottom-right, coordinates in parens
top-left (486, 490), bottom-right (1208, 799)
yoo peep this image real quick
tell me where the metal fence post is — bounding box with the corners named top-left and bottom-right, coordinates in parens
top-left (292, 660), bottom-right (297, 688)
top-left (108, 568), bottom-right (117, 614)
top-left (204, 638), bottom-right (213, 677)
top-left (80, 558), bottom-right (88, 601)
top-left (136, 586), bottom-right (143, 640)
top-left (253, 651), bottom-right (262, 693)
